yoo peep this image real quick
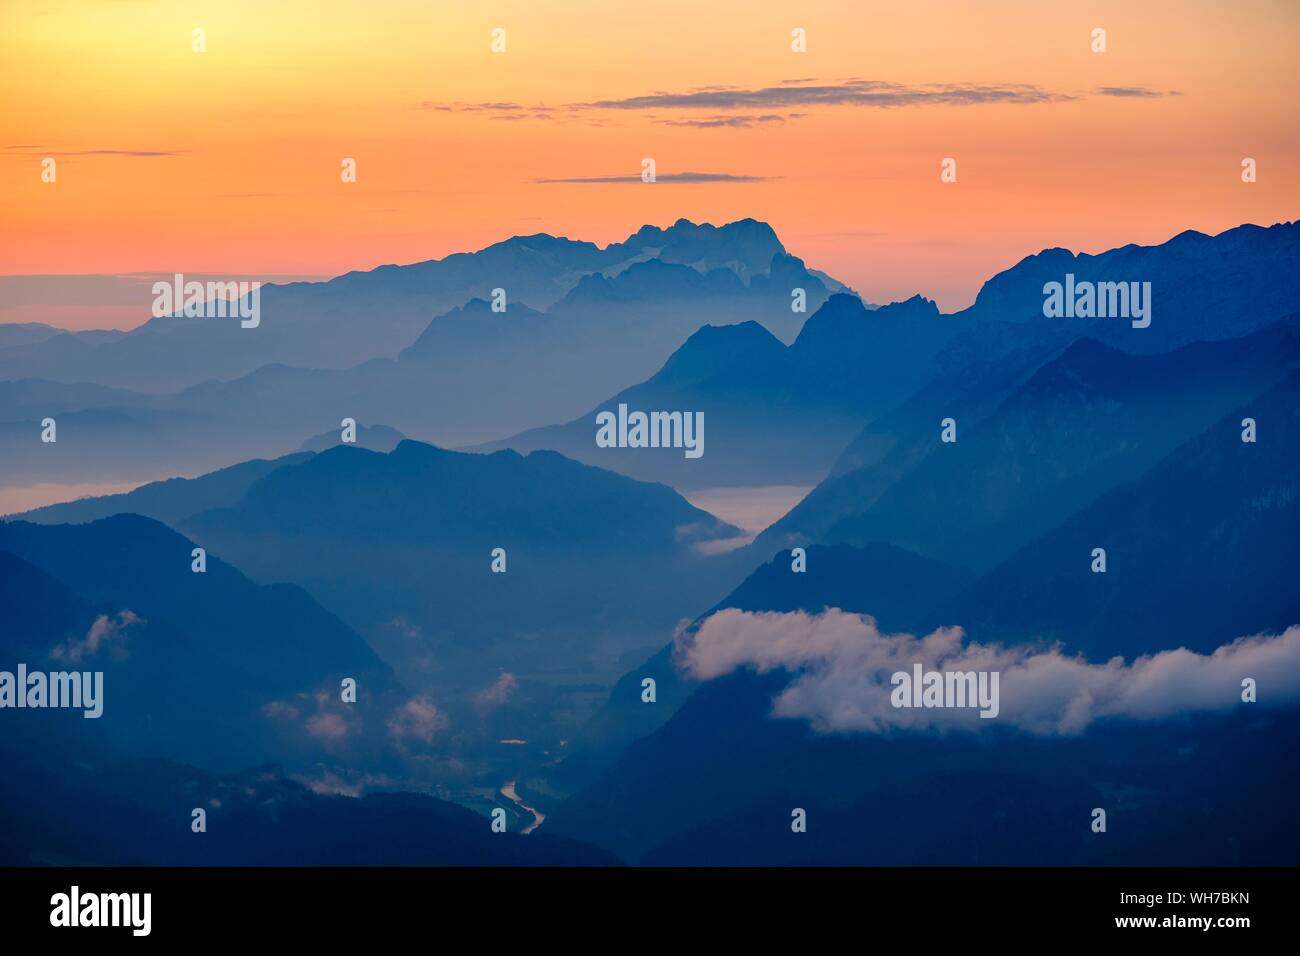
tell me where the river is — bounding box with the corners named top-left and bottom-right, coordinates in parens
top-left (500, 781), bottom-right (545, 835)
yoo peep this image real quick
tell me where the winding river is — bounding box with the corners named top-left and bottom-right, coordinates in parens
top-left (500, 780), bottom-right (545, 835)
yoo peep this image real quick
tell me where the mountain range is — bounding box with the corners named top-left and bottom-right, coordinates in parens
top-left (546, 370), bottom-right (1300, 859)
top-left (754, 313), bottom-right (1300, 565)
top-left (0, 219), bottom-right (843, 394)
top-left (0, 220), bottom-right (849, 490)
top-left (0, 516), bottom-right (407, 774)
top-left (4, 216), bottom-right (1300, 868)
top-left (482, 293), bottom-right (962, 488)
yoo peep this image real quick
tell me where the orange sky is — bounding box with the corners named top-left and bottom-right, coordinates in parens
top-left (1, 0), bottom-right (1297, 324)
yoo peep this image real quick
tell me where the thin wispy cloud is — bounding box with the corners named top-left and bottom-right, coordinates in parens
top-left (4, 146), bottom-right (190, 157)
top-left (419, 101), bottom-right (554, 121)
top-left (574, 79), bottom-right (1075, 111)
top-left (421, 101), bottom-right (555, 112)
top-left (655, 114), bottom-right (794, 128)
top-left (1095, 86), bottom-right (1183, 98)
top-left (422, 78), bottom-right (1076, 123)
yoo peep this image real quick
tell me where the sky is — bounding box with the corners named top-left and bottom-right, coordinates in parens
top-left (1, 0), bottom-right (1297, 329)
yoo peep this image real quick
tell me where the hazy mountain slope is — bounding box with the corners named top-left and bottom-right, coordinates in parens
top-left (10, 452), bottom-right (311, 524)
top-left (0, 377), bottom-right (152, 420)
top-left (297, 423), bottom-right (405, 453)
top-left (7, 220), bottom-right (1295, 493)
top-left (483, 294), bottom-right (966, 488)
top-left (0, 546), bottom-right (618, 864)
top-left (548, 542), bottom-right (970, 792)
top-left (548, 674), bottom-right (1296, 865)
top-left (954, 220), bottom-right (1300, 350)
top-left (0, 747), bottom-right (620, 866)
top-left (0, 218), bottom-right (838, 394)
top-left (826, 319), bottom-right (1300, 571)
top-left (757, 316), bottom-right (1300, 566)
top-left (751, 223), bottom-right (1300, 551)
top-left (545, 374), bottom-right (1300, 866)
top-left (753, 336), bottom-right (1064, 552)
top-left (0, 399), bottom-right (256, 489)
top-left (938, 369), bottom-right (1300, 659)
top-left (0, 516), bottom-right (406, 772)
top-left (176, 442), bottom-right (745, 698)
top-left (0, 225), bottom-right (843, 489)
top-left (0, 322), bottom-right (67, 349)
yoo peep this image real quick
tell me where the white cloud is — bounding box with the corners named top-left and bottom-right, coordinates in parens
top-left (297, 770), bottom-right (399, 798)
top-left (51, 609), bottom-right (140, 663)
top-left (474, 671), bottom-right (519, 710)
top-left (388, 695), bottom-right (448, 744)
top-left (678, 608), bottom-right (1300, 735)
top-left (305, 711), bottom-right (349, 741)
top-left (261, 700), bottom-right (301, 721)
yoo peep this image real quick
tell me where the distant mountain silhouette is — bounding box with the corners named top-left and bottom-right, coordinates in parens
top-left (0, 322), bottom-right (64, 350)
top-left (10, 452), bottom-right (310, 524)
top-left (938, 368), bottom-right (1300, 658)
top-left (545, 366), bottom-right (1300, 865)
top-left (0, 516), bottom-right (406, 773)
top-left (6, 220), bottom-right (1298, 493)
top-left (9, 438), bottom-right (749, 760)
top-left (757, 316), bottom-right (1300, 566)
top-left (5, 217), bottom-right (1300, 869)
top-left (172, 442), bottom-right (745, 728)
top-left (7, 423), bottom-right (404, 523)
top-left (951, 221), bottom-right (1300, 355)
top-left (0, 223), bottom-right (848, 488)
top-left (548, 676), bottom-right (1297, 865)
top-left (0, 377), bottom-right (145, 421)
top-left (482, 293), bottom-right (965, 488)
top-left (0, 218), bottom-right (843, 394)
top-left (297, 422), bottom-right (405, 453)
top-left (755, 334), bottom-right (1062, 552)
